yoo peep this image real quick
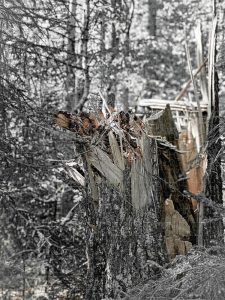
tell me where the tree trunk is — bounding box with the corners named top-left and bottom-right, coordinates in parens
top-left (148, 0), bottom-right (157, 37)
top-left (146, 105), bottom-right (197, 244)
top-left (66, 0), bottom-right (77, 112)
top-left (203, 5), bottom-right (224, 246)
top-left (81, 136), bottom-right (166, 299)
top-left (120, 0), bottom-right (134, 112)
top-left (122, 86), bottom-right (129, 112)
top-left (58, 106), bottom-right (197, 297)
top-left (203, 71), bottom-right (223, 246)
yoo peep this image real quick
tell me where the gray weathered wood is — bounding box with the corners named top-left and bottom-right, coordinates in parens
top-left (108, 131), bottom-right (125, 171)
top-left (82, 134), bottom-right (166, 299)
top-left (131, 136), bottom-right (158, 210)
top-left (195, 22), bottom-right (208, 104)
top-left (87, 145), bottom-right (124, 189)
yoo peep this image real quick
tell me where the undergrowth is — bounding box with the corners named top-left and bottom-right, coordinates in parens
top-left (126, 245), bottom-right (225, 300)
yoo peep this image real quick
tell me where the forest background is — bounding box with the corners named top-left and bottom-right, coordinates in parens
top-left (0, 0), bottom-right (225, 299)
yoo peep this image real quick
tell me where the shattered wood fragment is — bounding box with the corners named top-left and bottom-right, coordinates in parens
top-left (87, 146), bottom-right (124, 189)
top-left (131, 136), bottom-right (158, 210)
top-left (165, 200), bottom-right (190, 239)
top-left (86, 156), bottom-right (99, 206)
top-left (145, 105), bottom-right (196, 246)
top-left (108, 131), bottom-right (125, 170)
top-left (146, 104), bottom-right (179, 143)
top-left (53, 110), bottom-right (103, 135)
top-left (65, 161), bottom-right (85, 186)
top-left (164, 199), bottom-right (192, 260)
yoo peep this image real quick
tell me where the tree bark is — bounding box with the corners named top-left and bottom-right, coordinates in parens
top-left (203, 5), bottom-right (224, 246)
top-left (146, 105), bottom-right (197, 244)
top-left (73, 0), bottom-right (91, 111)
top-left (203, 71), bottom-right (223, 246)
top-left (148, 0), bottom-right (157, 37)
top-left (66, 0), bottom-right (77, 112)
top-left (82, 136), bottom-right (166, 299)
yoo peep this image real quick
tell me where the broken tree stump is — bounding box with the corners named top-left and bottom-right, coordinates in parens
top-left (145, 105), bottom-right (196, 245)
top-left (83, 136), bottom-right (165, 299)
top-left (54, 110), bottom-right (166, 299)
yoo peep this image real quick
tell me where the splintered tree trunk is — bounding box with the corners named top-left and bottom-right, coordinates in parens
top-left (81, 136), bottom-right (166, 299)
top-left (145, 105), bottom-right (196, 241)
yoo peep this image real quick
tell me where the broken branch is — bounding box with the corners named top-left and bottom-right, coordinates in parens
top-left (175, 57), bottom-right (208, 102)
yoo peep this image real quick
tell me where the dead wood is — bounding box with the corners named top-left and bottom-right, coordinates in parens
top-left (54, 108), bottom-right (167, 299)
top-left (145, 105), bottom-right (196, 247)
top-left (175, 57), bottom-right (208, 102)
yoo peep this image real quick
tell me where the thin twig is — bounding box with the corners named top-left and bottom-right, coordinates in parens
top-left (175, 57), bottom-right (208, 102)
